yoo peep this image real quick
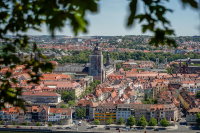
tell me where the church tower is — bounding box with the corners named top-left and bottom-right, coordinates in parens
top-left (89, 44), bottom-right (104, 82)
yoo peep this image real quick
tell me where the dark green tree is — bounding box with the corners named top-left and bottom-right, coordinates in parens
top-left (61, 91), bottom-right (76, 102)
top-left (196, 112), bottom-right (200, 125)
top-left (148, 117), bottom-right (157, 126)
top-left (137, 115), bottom-right (148, 128)
top-left (160, 118), bottom-right (170, 127)
top-left (116, 63), bottom-right (122, 70)
top-left (48, 122), bottom-right (52, 127)
top-left (76, 108), bottom-right (86, 119)
top-left (126, 116), bottom-right (136, 128)
top-left (196, 91), bottom-right (200, 99)
top-left (68, 100), bottom-right (76, 107)
top-left (117, 117), bottom-right (125, 125)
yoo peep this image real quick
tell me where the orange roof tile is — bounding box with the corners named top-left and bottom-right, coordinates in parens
top-left (49, 108), bottom-right (71, 115)
top-left (22, 91), bottom-right (60, 97)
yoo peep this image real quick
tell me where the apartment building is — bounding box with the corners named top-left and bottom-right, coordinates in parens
top-left (0, 106), bottom-right (72, 123)
top-left (116, 103), bottom-right (179, 122)
top-left (44, 81), bottom-right (83, 98)
top-left (76, 99), bottom-right (98, 119)
top-left (48, 108), bottom-right (72, 122)
top-left (178, 90), bottom-right (198, 110)
top-left (94, 103), bottom-right (117, 122)
top-left (21, 91), bottom-right (62, 105)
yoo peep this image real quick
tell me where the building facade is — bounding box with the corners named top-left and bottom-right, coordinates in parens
top-left (89, 44), bottom-right (104, 82)
top-left (94, 104), bottom-right (116, 122)
top-left (186, 108), bottom-right (200, 125)
top-left (116, 104), bottom-right (179, 122)
top-left (21, 91), bottom-right (62, 105)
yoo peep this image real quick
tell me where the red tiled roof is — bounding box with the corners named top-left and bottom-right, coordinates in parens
top-left (22, 91), bottom-right (60, 96)
top-left (49, 108), bottom-right (71, 115)
top-left (44, 81), bottom-right (80, 89)
top-left (41, 74), bottom-right (71, 81)
top-left (77, 99), bottom-right (98, 107)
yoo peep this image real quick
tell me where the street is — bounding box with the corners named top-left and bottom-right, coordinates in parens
top-left (0, 119), bottom-right (199, 133)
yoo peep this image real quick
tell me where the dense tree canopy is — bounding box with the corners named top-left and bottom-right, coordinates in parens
top-left (137, 115), bottom-right (148, 127)
top-left (126, 116), bottom-right (136, 127)
top-left (0, 0), bottom-right (199, 108)
top-left (117, 118), bottom-right (125, 125)
top-left (160, 118), bottom-right (170, 127)
top-left (148, 117), bottom-right (157, 126)
top-left (76, 108), bottom-right (86, 119)
top-left (61, 91), bottom-right (76, 102)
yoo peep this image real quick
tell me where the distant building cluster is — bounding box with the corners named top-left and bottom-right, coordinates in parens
top-left (0, 36), bottom-right (200, 126)
top-left (0, 106), bottom-right (71, 124)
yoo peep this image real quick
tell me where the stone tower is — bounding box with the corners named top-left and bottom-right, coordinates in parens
top-left (105, 52), bottom-right (111, 66)
top-left (89, 44), bottom-right (104, 82)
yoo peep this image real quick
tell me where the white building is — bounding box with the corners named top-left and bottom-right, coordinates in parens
top-left (48, 108), bottom-right (72, 122)
top-left (21, 91), bottom-right (62, 104)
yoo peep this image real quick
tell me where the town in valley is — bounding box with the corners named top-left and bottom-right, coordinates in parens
top-left (0, 35), bottom-right (200, 133)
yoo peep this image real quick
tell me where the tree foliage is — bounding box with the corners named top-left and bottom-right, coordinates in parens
top-left (61, 91), bottom-right (76, 102)
top-left (81, 80), bottom-right (100, 98)
top-left (106, 117), bottom-right (113, 125)
top-left (68, 100), bottom-right (76, 107)
top-left (0, 0), bottom-right (98, 109)
top-left (196, 91), bottom-right (200, 99)
top-left (196, 112), bottom-right (200, 125)
top-left (137, 115), bottom-right (148, 127)
top-left (127, 0), bottom-right (199, 47)
top-left (94, 119), bottom-right (100, 125)
top-left (48, 122), bottom-right (52, 127)
top-left (142, 98), bottom-right (157, 104)
top-left (36, 122), bottom-right (41, 126)
top-left (160, 118), bottom-right (170, 127)
top-left (56, 51), bottom-right (200, 64)
top-left (126, 116), bottom-right (136, 127)
top-left (117, 117), bottom-right (125, 125)
top-left (76, 108), bottom-right (86, 119)
top-left (148, 117), bottom-right (157, 126)
top-left (60, 104), bottom-right (68, 108)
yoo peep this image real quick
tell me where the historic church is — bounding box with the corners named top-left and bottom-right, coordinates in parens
top-left (54, 44), bottom-right (116, 83)
top-left (89, 44), bottom-right (115, 83)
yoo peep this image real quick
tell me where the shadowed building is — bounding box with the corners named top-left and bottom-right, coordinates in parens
top-left (89, 44), bottom-right (116, 83)
top-left (89, 44), bottom-right (104, 82)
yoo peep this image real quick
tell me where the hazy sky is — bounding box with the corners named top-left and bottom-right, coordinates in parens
top-left (27, 0), bottom-right (200, 36)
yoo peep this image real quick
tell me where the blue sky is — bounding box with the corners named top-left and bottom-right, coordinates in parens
top-left (27, 0), bottom-right (200, 36)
